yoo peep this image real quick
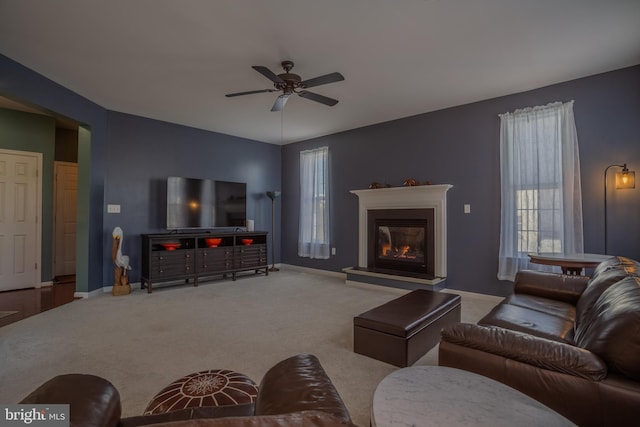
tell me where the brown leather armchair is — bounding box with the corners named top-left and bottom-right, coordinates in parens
top-left (20, 354), bottom-right (354, 427)
top-left (439, 256), bottom-right (640, 427)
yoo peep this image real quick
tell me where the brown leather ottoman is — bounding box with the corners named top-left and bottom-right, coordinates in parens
top-left (144, 369), bottom-right (258, 415)
top-left (354, 289), bottom-right (461, 367)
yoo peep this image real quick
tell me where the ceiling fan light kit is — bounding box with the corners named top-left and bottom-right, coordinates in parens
top-left (226, 61), bottom-right (344, 111)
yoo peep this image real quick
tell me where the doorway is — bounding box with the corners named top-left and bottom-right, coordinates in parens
top-left (0, 149), bottom-right (42, 291)
top-left (53, 161), bottom-right (77, 279)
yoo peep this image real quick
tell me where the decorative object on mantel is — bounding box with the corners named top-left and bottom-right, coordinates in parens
top-left (403, 178), bottom-right (419, 186)
top-left (266, 190), bottom-right (281, 272)
top-left (369, 182), bottom-right (391, 189)
top-left (112, 226), bottom-right (132, 296)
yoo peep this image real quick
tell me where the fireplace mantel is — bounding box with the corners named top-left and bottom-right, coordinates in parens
top-left (350, 184), bottom-right (452, 279)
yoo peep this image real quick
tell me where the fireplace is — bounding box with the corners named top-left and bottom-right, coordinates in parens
top-left (368, 209), bottom-right (435, 277)
top-left (348, 184), bottom-right (452, 287)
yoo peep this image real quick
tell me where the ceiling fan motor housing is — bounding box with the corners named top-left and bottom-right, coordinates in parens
top-left (274, 61), bottom-right (302, 91)
top-left (276, 73), bottom-right (303, 91)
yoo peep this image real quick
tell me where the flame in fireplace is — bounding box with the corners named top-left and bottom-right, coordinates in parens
top-left (379, 244), bottom-right (418, 260)
top-left (381, 243), bottom-right (391, 256)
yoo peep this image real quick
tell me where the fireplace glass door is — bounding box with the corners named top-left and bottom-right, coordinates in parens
top-left (374, 220), bottom-right (429, 274)
top-left (367, 209), bottom-right (435, 277)
top-left (378, 226), bottom-right (425, 263)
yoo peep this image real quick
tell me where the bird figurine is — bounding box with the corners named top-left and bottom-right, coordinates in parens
top-left (112, 226), bottom-right (132, 295)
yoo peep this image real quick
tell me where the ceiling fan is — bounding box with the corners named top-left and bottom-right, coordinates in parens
top-left (225, 61), bottom-right (344, 112)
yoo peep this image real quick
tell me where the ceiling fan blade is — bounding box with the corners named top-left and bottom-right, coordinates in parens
top-left (298, 91), bottom-right (339, 107)
top-left (301, 72), bottom-right (344, 89)
top-left (225, 89), bottom-right (276, 97)
top-left (271, 94), bottom-right (289, 112)
top-left (252, 66), bottom-right (285, 85)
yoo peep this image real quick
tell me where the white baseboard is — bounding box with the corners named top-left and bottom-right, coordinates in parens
top-left (279, 264), bottom-right (346, 279)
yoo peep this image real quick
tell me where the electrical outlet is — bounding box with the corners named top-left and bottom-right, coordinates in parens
top-left (331, 247), bottom-right (336, 255)
top-left (107, 204), bottom-right (121, 214)
top-left (464, 204), bottom-right (471, 214)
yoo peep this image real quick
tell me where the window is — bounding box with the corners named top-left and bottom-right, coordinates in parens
top-left (298, 146), bottom-right (330, 259)
top-left (516, 188), bottom-right (562, 254)
top-left (498, 101), bottom-right (583, 281)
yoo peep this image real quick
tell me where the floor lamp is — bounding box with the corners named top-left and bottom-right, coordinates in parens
top-left (266, 191), bottom-right (281, 271)
top-left (603, 163), bottom-right (635, 254)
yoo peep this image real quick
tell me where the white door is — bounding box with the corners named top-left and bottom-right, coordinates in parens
top-left (53, 162), bottom-right (77, 277)
top-left (0, 150), bottom-right (40, 291)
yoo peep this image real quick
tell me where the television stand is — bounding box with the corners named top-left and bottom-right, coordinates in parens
top-left (141, 231), bottom-right (268, 293)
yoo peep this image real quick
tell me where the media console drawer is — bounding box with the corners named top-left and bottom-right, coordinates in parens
top-left (149, 250), bottom-right (195, 277)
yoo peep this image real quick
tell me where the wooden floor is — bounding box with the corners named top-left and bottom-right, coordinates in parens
top-left (0, 282), bottom-right (76, 328)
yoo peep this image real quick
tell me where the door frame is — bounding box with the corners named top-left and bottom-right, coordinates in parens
top-left (0, 148), bottom-right (42, 288)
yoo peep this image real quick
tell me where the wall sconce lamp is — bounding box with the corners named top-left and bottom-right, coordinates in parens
top-left (266, 190), bottom-right (281, 272)
top-left (603, 163), bottom-right (635, 254)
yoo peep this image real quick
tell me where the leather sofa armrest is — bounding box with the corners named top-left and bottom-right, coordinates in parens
top-left (441, 323), bottom-right (607, 380)
top-left (514, 270), bottom-right (589, 304)
top-left (118, 404), bottom-right (255, 427)
top-left (20, 374), bottom-right (122, 427)
top-left (254, 354), bottom-right (352, 425)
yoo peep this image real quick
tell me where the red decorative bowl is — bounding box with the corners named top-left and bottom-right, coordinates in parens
top-left (205, 238), bottom-right (222, 247)
top-left (242, 239), bottom-right (253, 245)
top-left (161, 243), bottom-right (181, 251)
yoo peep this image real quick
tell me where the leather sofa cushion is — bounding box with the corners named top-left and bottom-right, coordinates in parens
top-left (503, 294), bottom-right (576, 321)
top-left (514, 270), bottom-right (589, 304)
top-left (574, 277), bottom-right (640, 380)
top-left (133, 410), bottom-right (351, 426)
top-left (575, 268), bottom-right (639, 330)
top-left (21, 374), bottom-right (121, 427)
top-left (119, 405), bottom-right (256, 427)
top-left (479, 303), bottom-right (574, 343)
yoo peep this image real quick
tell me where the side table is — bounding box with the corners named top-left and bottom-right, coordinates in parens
top-left (528, 253), bottom-right (612, 275)
top-left (371, 366), bottom-right (574, 427)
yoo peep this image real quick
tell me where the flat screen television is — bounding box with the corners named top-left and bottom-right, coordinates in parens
top-left (214, 180), bottom-right (247, 227)
top-left (166, 177), bottom-right (246, 230)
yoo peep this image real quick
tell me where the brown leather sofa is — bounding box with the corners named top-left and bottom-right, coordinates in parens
top-left (20, 354), bottom-right (354, 427)
top-left (439, 256), bottom-right (640, 427)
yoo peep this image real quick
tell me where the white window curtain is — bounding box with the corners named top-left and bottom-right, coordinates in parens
top-left (498, 101), bottom-right (583, 281)
top-left (298, 146), bottom-right (330, 259)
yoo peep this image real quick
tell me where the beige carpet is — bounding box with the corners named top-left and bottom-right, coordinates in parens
top-left (0, 266), bottom-right (501, 426)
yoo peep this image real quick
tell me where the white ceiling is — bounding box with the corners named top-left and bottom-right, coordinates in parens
top-left (1, 0), bottom-right (639, 145)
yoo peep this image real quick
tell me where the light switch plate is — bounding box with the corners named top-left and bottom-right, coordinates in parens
top-left (107, 204), bottom-right (121, 213)
top-left (464, 204), bottom-right (471, 214)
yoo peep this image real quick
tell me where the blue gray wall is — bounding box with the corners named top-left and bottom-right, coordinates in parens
top-left (281, 65), bottom-right (640, 296)
top-left (103, 111), bottom-right (281, 285)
